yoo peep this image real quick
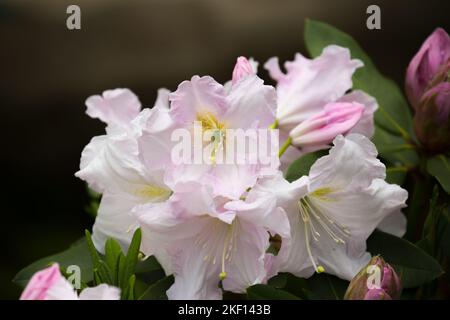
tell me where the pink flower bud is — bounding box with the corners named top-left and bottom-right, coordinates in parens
top-left (232, 56), bottom-right (254, 84)
top-left (289, 102), bottom-right (363, 148)
top-left (414, 81), bottom-right (450, 152)
top-left (20, 264), bottom-right (62, 300)
top-left (344, 256), bottom-right (402, 300)
top-left (406, 28), bottom-right (450, 110)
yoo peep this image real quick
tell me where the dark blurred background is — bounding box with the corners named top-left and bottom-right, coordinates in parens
top-left (1, 0), bottom-right (449, 299)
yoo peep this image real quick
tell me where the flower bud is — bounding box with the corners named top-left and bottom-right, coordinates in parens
top-left (289, 102), bottom-right (363, 148)
top-left (406, 28), bottom-right (450, 110)
top-left (232, 56), bottom-right (255, 84)
top-left (344, 256), bottom-right (402, 300)
top-left (413, 81), bottom-right (450, 152)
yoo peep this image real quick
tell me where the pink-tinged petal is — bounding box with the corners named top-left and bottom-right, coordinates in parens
top-left (274, 211), bottom-right (316, 278)
top-left (308, 134), bottom-right (386, 191)
top-left (169, 75), bottom-right (227, 125)
top-left (165, 219), bottom-right (225, 300)
top-left (79, 284), bottom-right (121, 300)
top-left (232, 56), bottom-right (255, 84)
top-left (75, 130), bottom-right (146, 195)
top-left (221, 220), bottom-right (270, 293)
top-left (265, 46), bottom-right (363, 131)
top-left (205, 164), bottom-right (259, 200)
top-left (134, 201), bottom-right (208, 273)
top-left (20, 264), bottom-right (78, 300)
top-left (154, 88), bottom-right (171, 109)
top-left (377, 211), bottom-right (407, 237)
top-left (290, 102), bottom-right (364, 148)
top-left (225, 195), bottom-right (290, 239)
top-left (225, 75), bottom-right (277, 128)
top-left (86, 88), bottom-right (141, 128)
top-left (339, 90), bottom-right (378, 138)
top-left (264, 57), bottom-right (285, 82)
top-left (364, 288), bottom-right (392, 300)
top-left (20, 264), bottom-right (62, 300)
top-left (406, 28), bottom-right (450, 109)
top-left (136, 107), bottom-right (176, 172)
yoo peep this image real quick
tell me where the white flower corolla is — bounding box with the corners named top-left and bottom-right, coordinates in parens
top-left (247, 134), bottom-right (408, 280)
top-left (76, 89), bottom-right (174, 252)
top-left (135, 181), bottom-right (290, 300)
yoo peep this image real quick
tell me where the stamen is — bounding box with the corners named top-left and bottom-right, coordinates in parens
top-left (298, 192), bottom-right (351, 274)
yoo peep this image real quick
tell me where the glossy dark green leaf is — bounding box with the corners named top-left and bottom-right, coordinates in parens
top-left (13, 238), bottom-right (93, 287)
top-left (304, 273), bottom-right (349, 300)
top-left (285, 150), bottom-right (327, 182)
top-left (386, 166), bottom-right (408, 185)
top-left (372, 126), bottom-right (418, 167)
top-left (427, 155), bottom-right (450, 194)
top-left (367, 230), bottom-right (443, 288)
top-left (304, 19), bottom-right (414, 140)
top-left (138, 275), bottom-right (174, 300)
top-left (247, 284), bottom-right (301, 300)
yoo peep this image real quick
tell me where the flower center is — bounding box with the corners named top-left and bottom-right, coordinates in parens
top-left (297, 188), bottom-right (351, 273)
top-left (134, 185), bottom-right (172, 201)
top-left (196, 112), bottom-right (227, 164)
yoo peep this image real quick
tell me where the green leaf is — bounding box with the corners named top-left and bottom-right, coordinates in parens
top-left (138, 275), bottom-right (174, 300)
top-left (84, 230), bottom-right (101, 269)
top-left (285, 150), bottom-right (327, 182)
top-left (135, 255), bottom-right (164, 274)
top-left (386, 166), bottom-right (408, 185)
top-left (122, 275), bottom-right (136, 300)
top-left (304, 19), bottom-right (414, 141)
top-left (427, 155), bottom-right (450, 194)
top-left (304, 273), bottom-right (349, 300)
top-left (367, 230), bottom-right (443, 288)
top-left (246, 284), bottom-right (301, 300)
top-left (104, 238), bottom-right (124, 285)
top-left (120, 228), bottom-right (141, 288)
top-left (13, 238), bottom-right (93, 288)
top-left (372, 126), bottom-right (418, 167)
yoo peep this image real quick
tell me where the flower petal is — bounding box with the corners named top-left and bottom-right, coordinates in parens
top-left (169, 76), bottom-right (227, 125)
top-left (79, 284), bottom-right (121, 300)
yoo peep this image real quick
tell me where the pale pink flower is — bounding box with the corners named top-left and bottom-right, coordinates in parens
top-left (135, 181), bottom-right (290, 300)
top-left (248, 134), bottom-right (407, 280)
top-left (76, 89), bottom-right (174, 252)
top-left (265, 45), bottom-right (377, 148)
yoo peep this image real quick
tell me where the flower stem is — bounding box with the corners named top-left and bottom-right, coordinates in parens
top-left (278, 137), bottom-right (292, 158)
top-left (269, 119), bottom-right (279, 130)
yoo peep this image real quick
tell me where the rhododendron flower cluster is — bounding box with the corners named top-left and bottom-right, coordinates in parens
top-left (64, 47), bottom-right (405, 300)
top-left (17, 21), bottom-right (450, 301)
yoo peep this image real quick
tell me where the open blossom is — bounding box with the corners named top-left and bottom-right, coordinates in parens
top-left (135, 181), bottom-right (290, 300)
top-left (244, 134), bottom-right (407, 280)
top-left (76, 89), bottom-right (174, 252)
top-left (20, 264), bottom-right (120, 300)
top-left (166, 60), bottom-right (279, 198)
top-left (406, 28), bottom-right (450, 152)
top-left (265, 45), bottom-right (378, 149)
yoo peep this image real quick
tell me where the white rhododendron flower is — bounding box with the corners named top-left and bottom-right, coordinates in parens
top-left (135, 181), bottom-right (289, 300)
top-left (244, 134), bottom-right (408, 280)
top-left (75, 89), bottom-right (174, 252)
